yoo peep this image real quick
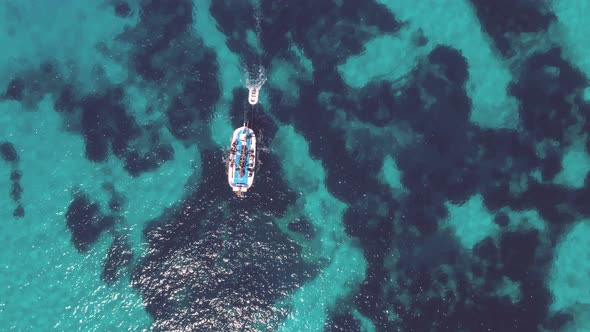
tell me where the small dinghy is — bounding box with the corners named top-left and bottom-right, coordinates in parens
top-left (227, 125), bottom-right (256, 196)
top-left (248, 87), bottom-right (259, 105)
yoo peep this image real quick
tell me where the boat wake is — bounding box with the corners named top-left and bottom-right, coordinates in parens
top-left (243, 66), bottom-right (267, 105)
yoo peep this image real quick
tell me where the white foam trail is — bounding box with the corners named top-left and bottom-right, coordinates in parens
top-left (252, 0), bottom-right (262, 37)
top-left (240, 3), bottom-right (266, 106)
top-left (243, 66), bottom-right (267, 105)
top-left (243, 66), bottom-right (267, 88)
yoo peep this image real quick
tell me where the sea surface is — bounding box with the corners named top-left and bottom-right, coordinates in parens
top-left (1, 1), bottom-right (590, 331)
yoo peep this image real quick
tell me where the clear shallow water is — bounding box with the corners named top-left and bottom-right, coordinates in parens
top-left (1, 1), bottom-right (590, 331)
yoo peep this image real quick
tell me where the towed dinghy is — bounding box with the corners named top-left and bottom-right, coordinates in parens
top-left (227, 126), bottom-right (256, 196)
top-left (248, 87), bottom-right (259, 105)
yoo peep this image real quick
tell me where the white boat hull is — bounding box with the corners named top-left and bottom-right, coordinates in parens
top-left (248, 87), bottom-right (259, 105)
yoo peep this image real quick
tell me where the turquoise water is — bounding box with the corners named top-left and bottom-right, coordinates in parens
top-left (2, 1), bottom-right (590, 331)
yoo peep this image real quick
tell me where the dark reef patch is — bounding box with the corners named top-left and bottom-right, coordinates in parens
top-left (161, 48), bottom-right (219, 142)
top-left (166, 97), bottom-right (196, 140)
top-left (126, 0), bottom-right (194, 82)
top-left (277, 81), bottom-right (383, 205)
top-left (474, 237), bottom-right (498, 264)
top-left (364, 45), bottom-right (479, 213)
top-left (10, 170), bottom-right (22, 181)
top-left (79, 89), bottom-right (141, 163)
top-left (132, 146), bottom-right (315, 330)
top-left (113, 1), bottom-right (131, 18)
top-left (182, 63), bottom-right (220, 122)
top-left (292, 19), bottom-right (577, 332)
top-left (210, 0), bottom-right (259, 66)
top-left (541, 152), bottom-right (562, 181)
top-left (493, 212), bottom-right (510, 228)
top-left (573, 183), bottom-right (590, 216)
top-left (428, 45), bottom-right (469, 86)
top-left (54, 85), bottom-right (77, 113)
top-left (123, 143), bottom-right (174, 177)
top-left (510, 47), bottom-right (587, 143)
top-left (343, 191), bottom-right (397, 257)
top-left (366, 254), bottom-right (559, 332)
top-left (13, 204), bottom-right (25, 218)
top-left (65, 193), bottom-right (115, 252)
top-left (259, 0), bottom-right (400, 68)
top-left (0, 142), bottom-right (19, 162)
top-left (517, 182), bottom-right (575, 227)
top-left (81, 103), bottom-right (109, 162)
top-left (354, 80), bottom-right (408, 126)
top-left (5, 78), bottom-right (25, 101)
top-left (10, 182), bottom-right (22, 202)
top-left (252, 1), bottom-right (400, 202)
top-left (2, 142), bottom-right (24, 218)
top-left (70, 87), bottom-right (181, 177)
top-left (500, 230), bottom-right (539, 280)
top-left (475, 129), bottom-right (540, 212)
top-left (470, 0), bottom-right (555, 56)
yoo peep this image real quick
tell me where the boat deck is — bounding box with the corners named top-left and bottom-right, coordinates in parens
top-left (227, 126), bottom-right (256, 195)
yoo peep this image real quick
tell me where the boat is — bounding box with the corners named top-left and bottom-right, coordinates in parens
top-left (227, 125), bottom-right (256, 196)
top-left (248, 87), bottom-right (259, 105)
